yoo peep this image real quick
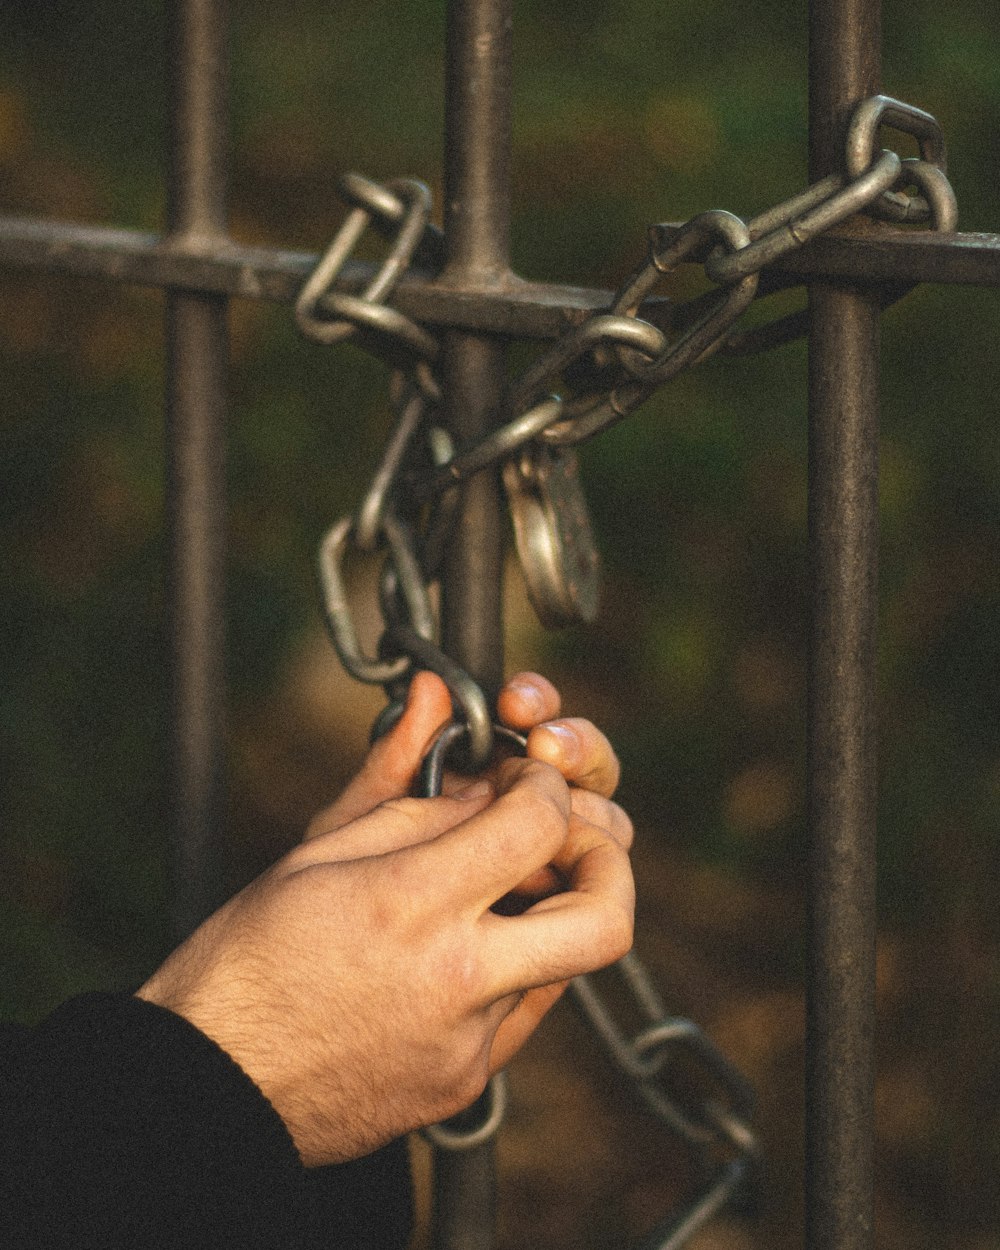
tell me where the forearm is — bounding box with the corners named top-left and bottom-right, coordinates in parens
top-left (0, 992), bottom-right (411, 1250)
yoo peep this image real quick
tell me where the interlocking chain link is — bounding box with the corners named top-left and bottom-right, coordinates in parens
top-left (572, 955), bottom-right (760, 1250)
top-left (845, 94), bottom-right (947, 223)
top-left (572, 954), bottom-right (756, 1153)
top-left (295, 172), bottom-right (439, 360)
top-left (299, 93), bottom-right (956, 1247)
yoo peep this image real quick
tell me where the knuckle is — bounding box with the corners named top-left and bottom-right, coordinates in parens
top-left (509, 757), bottom-right (568, 806)
top-left (568, 788), bottom-right (595, 815)
top-left (509, 784), bottom-right (569, 846)
top-left (613, 805), bottom-right (635, 849)
top-left (453, 1065), bottom-right (490, 1114)
top-left (281, 839), bottom-right (323, 873)
top-left (569, 791), bottom-right (632, 846)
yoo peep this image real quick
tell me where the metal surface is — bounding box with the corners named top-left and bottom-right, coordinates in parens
top-left (294, 175), bottom-right (437, 358)
top-left (355, 377), bottom-right (434, 551)
top-left (430, 3), bottom-right (514, 1246)
top-left (806, 0), bottom-right (881, 1247)
top-left (417, 721), bottom-right (527, 809)
top-left (165, 0), bottom-right (229, 941)
top-left (438, 0), bottom-right (513, 695)
top-left (502, 446), bottom-right (601, 627)
top-left (378, 604), bottom-right (495, 766)
top-left (7, 215), bottom-right (1000, 341)
top-left (570, 951), bottom-right (758, 1250)
top-left (570, 953), bottom-right (756, 1151)
top-left (531, 212), bottom-right (759, 447)
top-left (634, 1161), bottom-right (750, 1250)
top-left (422, 1073), bottom-right (510, 1153)
top-left (718, 148), bottom-right (958, 357)
top-left (844, 94), bottom-right (947, 222)
top-left (316, 513), bottom-right (435, 686)
top-left (704, 150), bottom-right (900, 284)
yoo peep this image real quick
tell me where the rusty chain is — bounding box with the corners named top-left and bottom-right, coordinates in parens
top-left (297, 94), bottom-right (955, 1247)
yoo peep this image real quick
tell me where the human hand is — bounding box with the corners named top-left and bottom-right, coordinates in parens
top-left (137, 674), bottom-right (634, 1167)
top-left (305, 668), bottom-right (631, 906)
top-left (308, 668), bottom-right (628, 836)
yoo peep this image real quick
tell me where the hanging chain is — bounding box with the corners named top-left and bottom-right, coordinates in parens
top-left (571, 954), bottom-right (760, 1249)
top-left (298, 94), bottom-right (955, 1246)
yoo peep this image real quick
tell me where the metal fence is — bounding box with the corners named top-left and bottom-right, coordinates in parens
top-left (1, 0), bottom-right (997, 1248)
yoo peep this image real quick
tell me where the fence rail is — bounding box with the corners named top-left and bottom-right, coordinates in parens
top-left (4, 218), bottom-right (1000, 324)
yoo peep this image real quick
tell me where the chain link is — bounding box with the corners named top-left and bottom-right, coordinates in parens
top-left (721, 146), bottom-right (958, 357)
top-left (571, 952), bottom-right (757, 1154)
top-left (845, 94), bottom-right (947, 223)
top-left (316, 509), bottom-right (435, 687)
top-left (295, 173), bottom-right (439, 362)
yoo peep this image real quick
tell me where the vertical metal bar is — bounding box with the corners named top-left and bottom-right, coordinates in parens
top-left (165, 0), bottom-right (229, 941)
top-left (438, 0), bottom-right (512, 697)
top-left (431, 1), bottom-right (513, 1247)
top-left (806, 1), bottom-right (880, 1248)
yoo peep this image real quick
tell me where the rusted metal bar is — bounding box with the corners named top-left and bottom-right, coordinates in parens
top-left (806, 1), bottom-right (880, 1248)
top-left (429, 2), bottom-right (514, 1248)
top-left (438, 0), bottom-right (513, 754)
top-left (165, 0), bottom-right (230, 942)
top-left (4, 217), bottom-right (1000, 340)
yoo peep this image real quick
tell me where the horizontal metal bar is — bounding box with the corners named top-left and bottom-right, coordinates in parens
top-left (0, 216), bottom-right (603, 338)
top-left (777, 228), bottom-right (1000, 288)
top-left (2, 215), bottom-right (1000, 343)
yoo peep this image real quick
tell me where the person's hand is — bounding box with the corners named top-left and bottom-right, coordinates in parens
top-left (137, 673), bottom-right (634, 1167)
top-left (306, 668), bottom-right (631, 905)
top-left (307, 668), bottom-right (628, 838)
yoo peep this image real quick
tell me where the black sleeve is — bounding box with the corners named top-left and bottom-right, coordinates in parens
top-left (0, 992), bottom-right (412, 1250)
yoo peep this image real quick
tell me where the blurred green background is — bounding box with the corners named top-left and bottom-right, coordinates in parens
top-left (1, 1), bottom-right (998, 1247)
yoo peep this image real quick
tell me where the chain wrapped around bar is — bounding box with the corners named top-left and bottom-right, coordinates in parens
top-left (298, 93), bottom-right (956, 1248)
top-left (301, 171), bottom-right (497, 766)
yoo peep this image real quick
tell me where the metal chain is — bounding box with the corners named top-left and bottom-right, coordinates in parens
top-left (298, 92), bottom-right (956, 1247)
top-left (571, 953), bottom-right (756, 1152)
top-left (295, 172), bottom-right (439, 363)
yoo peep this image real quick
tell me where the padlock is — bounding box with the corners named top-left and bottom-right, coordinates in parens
top-left (502, 443), bottom-right (601, 630)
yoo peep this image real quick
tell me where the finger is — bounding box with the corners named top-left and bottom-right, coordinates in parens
top-left (483, 820), bottom-right (634, 993)
top-left (526, 717), bottom-right (621, 797)
top-left (304, 670), bottom-right (454, 838)
top-left (404, 757), bottom-right (571, 912)
top-left (293, 781), bottom-right (495, 866)
top-left (569, 789), bottom-right (634, 850)
top-left (491, 867), bottom-right (564, 911)
top-left (493, 795), bottom-right (632, 905)
top-left (495, 672), bottom-right (561, 730)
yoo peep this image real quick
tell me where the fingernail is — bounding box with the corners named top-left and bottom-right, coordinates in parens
top-left (542, 723), bottom-right (579, 764)
top-left (454, 779), bottom-right (493, 800)
top-left (506, 678), bottom-right (543, 717)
